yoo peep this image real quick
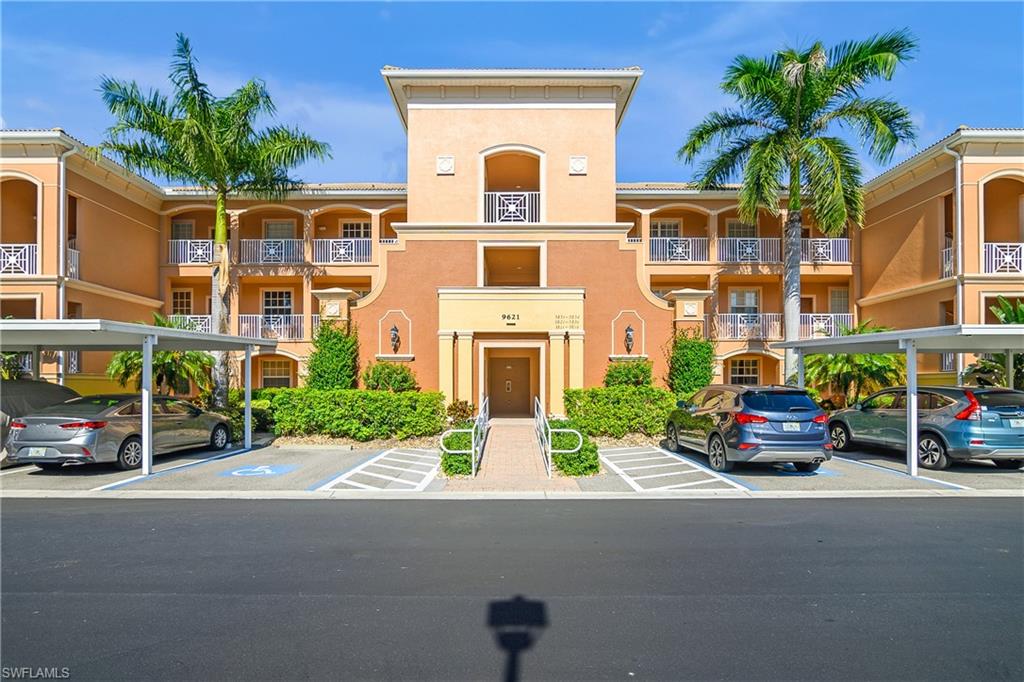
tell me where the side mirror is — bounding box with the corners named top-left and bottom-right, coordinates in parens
top-left (676, 400), bottom-right (688, 409)
top-left (853, 403), bottom-right (862, 411)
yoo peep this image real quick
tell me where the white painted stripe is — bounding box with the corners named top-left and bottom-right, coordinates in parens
top-left (598, 455), bottom-right (646, 493)
top-left (605, 456), bottom-right (667, 464)
top-left (602, 449), bottom-right (658, 457)
top-left (333, 479), bottom-right (376, 491)
top-left (651, 478), bottom-right (723, 491)
top-left (90, 447), bottom-right (249, 491)
top-left (655, 447), bottom-right (749, 491)
top-left (633, 469), bottom-right (709, 481)
top-left (353, 471), bottom-right (419, 485)
top-left (369, 462), bottom-right (433, 474)
top-left (600, 446), bottom-right (653, 452)
top-left (390, 451), bottom-right (440, 460)
top-left (620, 462), bottom-right (694, 472)
top-left (0, 466), bottom-right (32, 477)
top-left (833, 455), bottom-right (973, 490)
top-left (381, 457), bottom-right (436, 469)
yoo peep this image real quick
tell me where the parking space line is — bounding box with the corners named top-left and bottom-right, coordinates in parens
top-left (620, 462), bottom-right (694, 472)
top-left (370, 462), bottom-right (430, 474)
top-left (93, 447), bottom-right (252, 491)
top-left (833, 455), bottom-right (972, 490)
top-left (607, 456), bottom-right (667, 465)
top-left (0, 466), bottom-right (32, 477)
top-left (652, 478), bottom-right (722, 491)
top-left (382, 457), bottom-right (435, 469)
top-left (316, 448), bottom-right (440, 492)
top-left (655, 447), bottom-right (752, 491)
top-left (598, 453), bottom-right (646, 492)
top-left (632, 468), bottom-right (706, 481)
top-left (390, 451), bottom-right (440, 460)
top-left (356, 471), bottom-right (419, 485)
top-left (333, 478), bottom-right (376, 491)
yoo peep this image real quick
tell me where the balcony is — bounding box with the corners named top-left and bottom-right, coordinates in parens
top-left (719, 238), bottom-right (780, 263)
top-left (0, 244), bottom-right (37, 274)
top-left (984, 242), bottom-right (1023, 273)
top-left (484, 192), bottom-right (541, 223)
top-left (801, 238), bottom-right (850, 263)
top-left (168, 239), bottom-right (213, 265)
top-left (799, 313), bottom-right (853, 339)
top-left (169, 315), bottom-right (212, 334)
top-left (66, 244), bottom-right (80, 280)
top-left (711, 313), bottom-right (783, 340)
top-left (240, 239), bottom-right (304, 265)
top-left (649, 237), bottom-right (709, 263)
top-left (313, 238), bottom-right (372, 264)
top-left (941, 247), bottom-right (954, 278)
top-left (239, 314), bottom-right (305, 340)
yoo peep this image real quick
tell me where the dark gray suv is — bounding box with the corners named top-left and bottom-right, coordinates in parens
top-left (666, 385), bottom-right (832, 472)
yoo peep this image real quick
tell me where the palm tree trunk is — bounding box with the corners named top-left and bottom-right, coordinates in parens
top-left (210, 191), bottom-right (231, 409)
top-left (782, 207), bottom-right (803, 383)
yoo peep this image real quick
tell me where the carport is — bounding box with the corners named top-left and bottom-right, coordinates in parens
top-left (777, 324), bottom-right (1024, 476)
top-left (0, 319), bottom-right (277, 475)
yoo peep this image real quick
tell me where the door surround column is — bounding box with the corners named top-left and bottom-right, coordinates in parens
top-left (567, 330), bottom-right (584, 389)
top-left (548, 331), bottom-right (567, 416)
top-left (438, 331), bottom-right (456, 405)
top-left (455, 330), bottom-right (474, 404)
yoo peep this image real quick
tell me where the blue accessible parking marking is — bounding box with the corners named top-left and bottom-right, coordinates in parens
top-left (218, 464), bottom-right (298, 478)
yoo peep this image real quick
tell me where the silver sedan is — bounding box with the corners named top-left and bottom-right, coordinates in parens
top-left (5, 394), bottom-right (231, 471)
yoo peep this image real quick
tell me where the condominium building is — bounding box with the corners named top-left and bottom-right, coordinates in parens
top-left (1, 68), bottom-right (1021, 415)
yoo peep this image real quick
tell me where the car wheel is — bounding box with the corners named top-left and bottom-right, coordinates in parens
top-left (707, 435), bottom-right (733, 472)
top-left (665, 423), bottom-right (679, 452)
top-left (116, 436), bottom-right (143, 470)
top-left (35, 463), bottom-right (63, 471)
top-left (829, 422), bottom-right (851, 451)
top-left (917, 434), bottom-right (949, 471)
top-left (211, 424), bottom-right (229, 450)
top-left (993, 460), bottom-right (1023, 470)
top-left (793, 461), bottom-right (821, 473)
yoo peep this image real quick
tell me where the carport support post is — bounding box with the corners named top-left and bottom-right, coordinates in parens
top-left (905, 339), bottom-right (918, 477)
top-left (141, 334), bottom-right (155, 476)
top-left (1007, 350), bottom-right (1015, 390)
top-left (796, 349), bottom-right (805, 389)
top-left (244, 345), bottom-right (252, 449)
top-left (31, 347), bottom-right (40, 380)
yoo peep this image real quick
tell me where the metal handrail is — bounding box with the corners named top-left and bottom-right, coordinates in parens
top-left (533, 396), bottom-right (582, 479)
top-left (439, 397), bottom-right (490, 477)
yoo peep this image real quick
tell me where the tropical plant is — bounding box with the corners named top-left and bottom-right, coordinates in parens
top-left (804, 320), bottom-right (905, 404)
top-left (305, 321), bottom-right (359, 390)
top-left (603, 360), bottom-right (653, 387)
top-left (106, 313), bottom-right (214, 394)
top-left (97, 34), bottom-right (330, 407)
top-left (679, 30), bottom-right (917, 380)
top-left (962, 296), bottom-right (1024, 389)
top-left (666, 328), bottom-right (715, 395)
top-left (362, 362), bottom-right (419, 392)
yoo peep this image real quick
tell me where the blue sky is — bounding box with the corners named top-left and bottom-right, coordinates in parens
top-left (2, 2), bottom-right (1022, 184)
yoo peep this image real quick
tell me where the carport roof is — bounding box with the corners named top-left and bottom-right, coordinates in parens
top-left (0, 319), bottom-right (278, 352)
top-left (774, 324), bottom-right (1024, 355)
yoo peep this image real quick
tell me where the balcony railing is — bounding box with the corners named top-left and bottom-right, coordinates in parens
top-left (941, 247), bottom-right (954, 278)
top-left (168, 239), bottom-right (213, 265)
top-left (65, 350), bottom-right (81, 375)
top-left (799, 313), bottom-right (853, 339)
top-left (984, 242), bottom-right (1023, 274)
top-left (649, 237), bottom-right (709, 263)
top-left (800, 238), bottom-right (850, 263)
top-left (313, 238), bottom-right (372, 264)
top-left (0, 244), bottom-right (37, 274)
top-left (169, 315), bottom-right (212, 334)
top-left (66, 247), bottom-right (80, 280)
top-left (719, 238), bottom-right (780, 263)
top-left (484, 191), bottom-right (541, 223)
top-left (711, 313), bottom-right (783, 340)
top-left (240, 239), bottom-right (304, 264)
top-left (940, 352), bottom-right (955, 372)
top-left (239, 314), bottom-right (304, 340)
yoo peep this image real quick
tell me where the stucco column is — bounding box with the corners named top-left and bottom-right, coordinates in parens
top-left (456, 331), bottom-right (474, 404)
top-left (303, 211), bottom-right (314, 263)
top-left (548, 332), bottom-right (566, 416)
top-left (640, 211), bottom-right (651, 261)
top-left (438, 332), bottom-right (456, 405)
top-left (228, 284), bottom-right (240, 336)
top-left (228, 210), bottom-right (241, 262)
top-left (302, 273), bottom-right (314, 340)
top-left (567, 331), bottom-right (584, 389)
top-left (707, 212), bottom-right (718, 262)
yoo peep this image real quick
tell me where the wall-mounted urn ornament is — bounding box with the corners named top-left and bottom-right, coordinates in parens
top-left (389, 324), bottom-right (401, 353)
top-left (624, 325), bottom-right (635, 354)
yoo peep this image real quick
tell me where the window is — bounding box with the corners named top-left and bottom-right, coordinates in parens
top-left (262, 290), bottom-right (293, 316)
top-left (730, 359), bottom-right (759, 385)
top-left (829, 289), bottom-right (850, 314)
top-left (650, 220), bottom-right (680, 238)
top-left (161, 400), bottom-right (195, 415)
top-left (862, 391), bottom-right (899, 410)
top-left (729, 289), bottom-right (760, 314)
top-left (263, 220), bottom-right (295, 239)
top-left (342, 221), bottom-right (371, 239)
top-left (171, 220), bottom-right (194, 240)
top-left (262, 360), bottom-right (292, 388)
top-left (742, 391), bottom-right (817, 412)
top-left (171, 290), bottom-right (192, 315)
top-left (726, 219), bottom-right (757, 238)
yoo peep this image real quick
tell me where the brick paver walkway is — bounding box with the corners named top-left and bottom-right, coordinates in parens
top-left (443, 418), bottom-right (580, 492)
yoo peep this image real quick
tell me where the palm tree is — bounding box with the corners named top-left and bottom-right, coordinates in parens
top-left (680, 30), bottom-right (917, 380)
top-left (962, 295), bottom-right (1024, 389)
top-left (804, 320), bottom-right (905, 405)
top-left (97, 34), bottom-right (330, 406)
top-left (107, 314), bottom-right (214, 394)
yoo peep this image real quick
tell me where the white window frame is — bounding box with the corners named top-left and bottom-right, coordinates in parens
top-left (171, 219), bottom-right (195, 241)
top-left (340, 220), bottom-right (371, 239)
top-left (828, 287), bottom-right (850, 314)
top-left (261, 289), bottom-right (293, 316)
top-left (726, 218), bottom-right (758, 238)
top-left (261, 359), bottom-right (292, 388)
top-left (730, 358), bottom-right (760, 385)
top-left (650, 219), bottom-right (681, 239)
top-left (262, 219), bottom-right (296, 239)
top-left (728, 287), bottom-right (761, 314)
top-left (170, 289), bottom-right (193, 315)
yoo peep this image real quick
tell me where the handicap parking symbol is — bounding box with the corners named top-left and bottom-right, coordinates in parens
top-left (219, 464), bottom-right (297, 478)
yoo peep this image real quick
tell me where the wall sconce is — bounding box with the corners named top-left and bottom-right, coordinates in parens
top-left (624, 325), bottom-right (635, 354)
top-left (389, 324), bottom-right (401, 353)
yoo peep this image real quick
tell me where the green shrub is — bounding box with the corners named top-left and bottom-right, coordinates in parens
top-left (446, 400), bottom-right (475, 423)
top-left (306, 321), bottom-right (359, 389)
top-left (666, 328), bottom-right (715, 395)
top-left (564, 385), bottom-right (678, 438)
top-left (271, 388), bottom-right (445, 441)
top-left (440, 420), bottom-right (473, 476)
top-left (361, 362), bottom-right (419, 392)
top-left (549, 419), bottom-right (600, 476)
top-left (603, 360), bottom-right (653, 387)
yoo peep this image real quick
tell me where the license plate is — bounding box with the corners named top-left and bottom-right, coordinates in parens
top-left (1010, 419), bottom-right (1024, 429)
top-left (27, 447), bottom-right (47, 457)
top-left (782, 422), bottom-right (801, 432)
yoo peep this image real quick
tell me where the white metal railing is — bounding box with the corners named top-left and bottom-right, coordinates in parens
top-left (799, 313), bottom-right (853, 338)
top-left (169, 315), bottom-right (212, 333)
top-left (649, 237), bottom-right (709, 263)
top-left (941, 352), bottom-right (955, 372)
top-left (626, 236), bottom-right (643, 244)
top-left (711, 313), bottom-right (783, 340)
top-left (941, 247), bottom-right (954, 278)
top-left (719, 238), bottom-right (780, 263)
top-left (439, 397), bottom-right (491, 477)
top-left (240, 239), bottom-right (304, 264)
top-left (0, 244), bottom-right (37, 274)
top-left (168, 239), bottom-right (213, 264)
top-left (313, 238), bottom-right (372, 264)
top-left (533, 396), bottom-right (583, 479)
top-left (379, 238), bottom-right (399, 245)
top-left (484, 191), bottom-right (541, 223)
top-left (801, 238), bottom-right (850, 263)
top-left (15, 353), bottom-right (33, 374)
top-left (65, 350), bottom-right (81, 375)
top-left (238, 314), bottom-right (304, 340)
top-left (984, 242), bottom-right (1023, 273)
top-left (66, 247), bottom-right (80, 280)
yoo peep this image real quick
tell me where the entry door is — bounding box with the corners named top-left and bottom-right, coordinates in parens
top-left (489, 358), bottom-right (531, 417)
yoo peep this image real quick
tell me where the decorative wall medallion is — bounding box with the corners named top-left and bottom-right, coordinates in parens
top-left (569, 155), bottom-right (588, 176)
top-left (683, 302), bottom-right (698, 318)
top-left (324, 300), bottom-right (341, 317)
top-left (436, 155), bottom-right (455, 175)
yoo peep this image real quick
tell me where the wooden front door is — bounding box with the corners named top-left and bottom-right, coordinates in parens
top-left (488, 357), bottom-right (531, 417)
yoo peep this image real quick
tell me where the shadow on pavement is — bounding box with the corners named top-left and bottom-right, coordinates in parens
top-left (488, 595), bottom-right (548, 682)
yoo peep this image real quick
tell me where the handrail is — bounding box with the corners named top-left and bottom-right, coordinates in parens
top-left (533, 396), bottom-right (582, 479)
top-left (439, 397), bottom-right (490, 477)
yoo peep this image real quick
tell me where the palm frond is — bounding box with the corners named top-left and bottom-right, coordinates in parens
top-left (815, 97), bottom-right (916, 163)
top-left (802, 137), bottom-right (863, 233)
top-left (738, 132), bottom-right (786, 223)
top-left (827, 29), bottom-right (917, 96)
top-left (678, 109), bottom-right (776, 162)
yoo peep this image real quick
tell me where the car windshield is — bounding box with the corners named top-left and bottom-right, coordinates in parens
top-left (974, 390), bottom-right (1024, 408)
top-left (33, 396), bottom-right (127, 417)
top-left (742, 391), bottom-right (818, 412)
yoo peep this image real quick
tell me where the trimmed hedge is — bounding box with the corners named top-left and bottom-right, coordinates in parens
top-left (549, 419), bottom-right (600, 476)
top-left (362, 362), bottom-right (419, 392)
top-left (440, 420), bottom-right (474, 476)
top-left (603, 360), bottom-right (653, 387)
top-left (271, 388), bottom-right (445, 441)
top-left (564, 385), bottom-right (677, 438)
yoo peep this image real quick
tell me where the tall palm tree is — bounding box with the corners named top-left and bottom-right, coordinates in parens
top-left (97, 34), bottom-right (330, 406)
top-left (680, 30), bottom-right (917, 380)
top-left (107, 314), bottom-right (215, 394)
top-left (804, 320), bottom-right (905, 405)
